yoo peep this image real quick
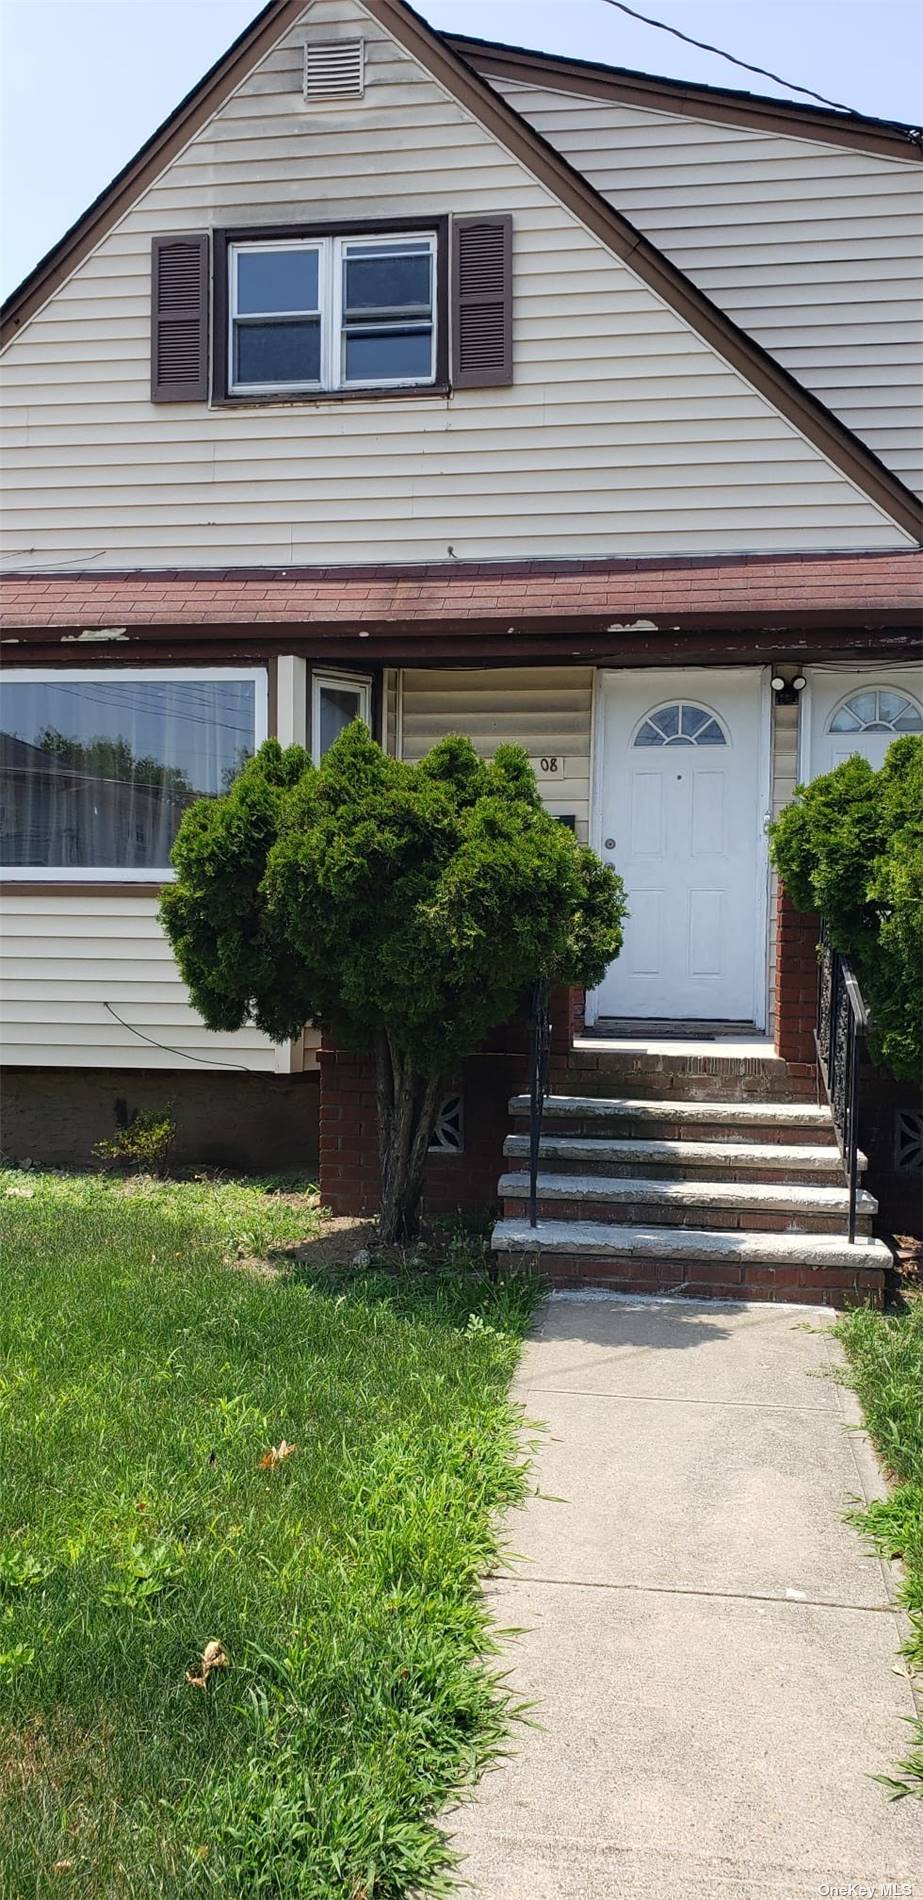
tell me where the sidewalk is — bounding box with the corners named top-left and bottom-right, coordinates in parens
top-left (450, 1295), bottom-right (920, 1900)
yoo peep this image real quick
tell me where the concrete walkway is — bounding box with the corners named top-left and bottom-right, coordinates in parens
top-left (450, 1295), bottom-right (920, 1900)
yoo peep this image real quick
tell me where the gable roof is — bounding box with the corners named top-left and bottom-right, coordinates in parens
top-left (449, 31), bottom-right (923, 161)
top-left (2, 0), bottom-right (921, 546)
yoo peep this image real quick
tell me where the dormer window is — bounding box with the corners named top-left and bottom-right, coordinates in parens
top-left (227, 230), bottom-right (437, 395)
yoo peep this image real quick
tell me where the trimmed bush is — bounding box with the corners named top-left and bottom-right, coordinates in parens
top-left (770, 735), bottom-right (923, 1080)
top-left (161, 726), bottom-right (626, 1241)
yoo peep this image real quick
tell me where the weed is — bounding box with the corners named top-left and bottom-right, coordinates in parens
top-left (93, 1108), bottom-right (176, 1177)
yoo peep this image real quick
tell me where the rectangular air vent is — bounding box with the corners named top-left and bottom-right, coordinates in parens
top-left (303, 38), bottom-right (364, 102)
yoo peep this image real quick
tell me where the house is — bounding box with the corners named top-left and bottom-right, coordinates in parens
top-left (1, 0), bottom-right (921, 1295)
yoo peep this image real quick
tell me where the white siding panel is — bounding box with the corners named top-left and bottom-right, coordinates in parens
top-left (0, 0), bottom-right (910, 568)
top-left (0, 897), bottom-right (282, 1071)
top-left (400, 667), bottom-right (594, 839)
top-left (496, 79), bottom-right (923, 497)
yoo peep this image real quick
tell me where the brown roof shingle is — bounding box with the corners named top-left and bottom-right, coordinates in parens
top-left (1, 552), bottom-right (921, 638)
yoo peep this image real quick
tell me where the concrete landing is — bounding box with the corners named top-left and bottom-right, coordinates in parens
top-left (448, 1296), bottom-right (919, 1900)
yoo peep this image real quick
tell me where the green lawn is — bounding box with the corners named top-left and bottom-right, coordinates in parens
top-left (838, 1295), bottom-right (923, 1799)
top-left (0, 1170), bottom-right (537, 1896)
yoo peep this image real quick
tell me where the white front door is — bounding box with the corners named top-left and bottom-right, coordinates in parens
top-left (594, 668), bottom-right (767, 1023)
top-left (803, 666), bottom-right (923, 778)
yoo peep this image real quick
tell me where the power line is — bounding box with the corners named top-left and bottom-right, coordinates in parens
top-left (598, 0), bottom-right (860, 115)
top-left (103, 1001), bottom-right (252, 1072)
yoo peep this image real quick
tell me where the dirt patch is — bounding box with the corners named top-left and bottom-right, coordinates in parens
top-left (234, 1215), bottom-right (377, 1279)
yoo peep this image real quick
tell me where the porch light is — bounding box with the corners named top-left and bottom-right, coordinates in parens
top-left (771, 674), bottom-right (807, 704)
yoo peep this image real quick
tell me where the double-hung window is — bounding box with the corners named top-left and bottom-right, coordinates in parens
top-left (228, 231), bottom-right (437, 395)
top-left (231, 243), bottom-right (324, 391)
top-left (0, 668), bottom-right (267, 880)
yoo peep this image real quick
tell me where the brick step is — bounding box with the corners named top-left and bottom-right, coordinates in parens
top-left (509, 1094), bottom-right (836, 1146)
top-left (560, 1045), bottom-right (797, 1102)
top-left (503, 1133), bottom-right (857, 1187)
top-left (491, 1217), bottom-right (890, 1308)
top-left (498, 1170), bottom-right (875, 1237)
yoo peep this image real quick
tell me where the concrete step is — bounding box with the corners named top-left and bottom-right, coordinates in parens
top-left (503, 1133), bottom-right (858, 1187)
top-left (491, 1216), bottom-right (891, 1306)
top-left (499, 1170), bottom-right (876, 1237)
top-left (509, 1094), bottom-right (836, 1146)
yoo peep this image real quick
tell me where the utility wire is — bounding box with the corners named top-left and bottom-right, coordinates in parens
top-left (103, 1000), bottom-right (253, 1072)
top-left (598, 0), bottom-right (860, 115)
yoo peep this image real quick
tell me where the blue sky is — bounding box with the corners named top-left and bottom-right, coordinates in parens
top-left (2, 0), bottom-right (921, 299)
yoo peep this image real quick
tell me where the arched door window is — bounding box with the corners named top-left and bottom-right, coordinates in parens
top-left (828, 688), bottom-right (923, 737)
top-left (634, 701), bottom-right (728, 748)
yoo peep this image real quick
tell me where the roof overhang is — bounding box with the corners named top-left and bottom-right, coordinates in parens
top-left (2, 552), bottom-right (920, 667)
top-left (449, 32), bottom-right (923, 161)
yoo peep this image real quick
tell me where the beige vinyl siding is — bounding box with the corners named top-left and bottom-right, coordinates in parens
top-left (400, 667), bottom-right (593, 839)
top-left (495, 79), bottom-right (923, 498)
top-left (0, 0), bottom-right (911, 568)
top-left (767, 695), bottom-right (801, 1030)
top-left (0, 895), bottom-right (321, 1071)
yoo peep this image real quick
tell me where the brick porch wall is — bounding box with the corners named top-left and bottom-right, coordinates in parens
top-left (318, 986), bottom-right (579, 1222)
top-left (318, 1043), bottom-right (527, 1221)
top-left (773, 885), bottom-right (820, 1099)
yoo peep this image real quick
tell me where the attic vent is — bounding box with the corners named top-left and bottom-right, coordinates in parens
top-left (303, 38), bottom-right (364, 101)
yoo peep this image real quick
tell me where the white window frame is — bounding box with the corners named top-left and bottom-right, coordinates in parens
top-left (229, 238), bottom-right (327, 395)
top-left (311, 670), bottom-right (372, 765)
top-left (228, 232), bottom-right (437, 396)
top-left (1, 666), bottom-right (268, 883)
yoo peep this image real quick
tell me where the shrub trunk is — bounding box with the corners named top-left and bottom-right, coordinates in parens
top-left (374, 1030), bottom-right (444, 1246)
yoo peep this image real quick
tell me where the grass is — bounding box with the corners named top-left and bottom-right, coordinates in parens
top-left (837, 1293), bottom-right (923, 1800)
top-left (0, 1169), bottom-right (539, 1897)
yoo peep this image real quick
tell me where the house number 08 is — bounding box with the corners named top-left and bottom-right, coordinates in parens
top-left (532, 756), bottom-right (565, 775)
top-left (541, 757), bottom-right (559, 773)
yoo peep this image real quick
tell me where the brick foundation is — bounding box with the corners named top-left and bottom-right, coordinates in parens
top-left (0, 1066), bottom-right (319, 1175)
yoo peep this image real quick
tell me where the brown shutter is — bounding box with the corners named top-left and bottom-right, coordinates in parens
top-left (151, 234), bottom-right (209, 401)
top-left (451, 215), bottom-right (512, 389)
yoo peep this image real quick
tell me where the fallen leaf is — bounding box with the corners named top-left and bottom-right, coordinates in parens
top-left (5, 1186), bottom-right (34, 1199)
top-left (185, 1638), bottom-right (229, 1689)
top-left (52, 1862), bottom-right (74, 1875)
top-left (260, 1439), bottom-right (297, 1468)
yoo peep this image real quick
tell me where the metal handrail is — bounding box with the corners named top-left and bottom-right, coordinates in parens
top-left (815, 921), bottom-right (869, 1244)
top-left (527, 979), bottom-right (551, 1228)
